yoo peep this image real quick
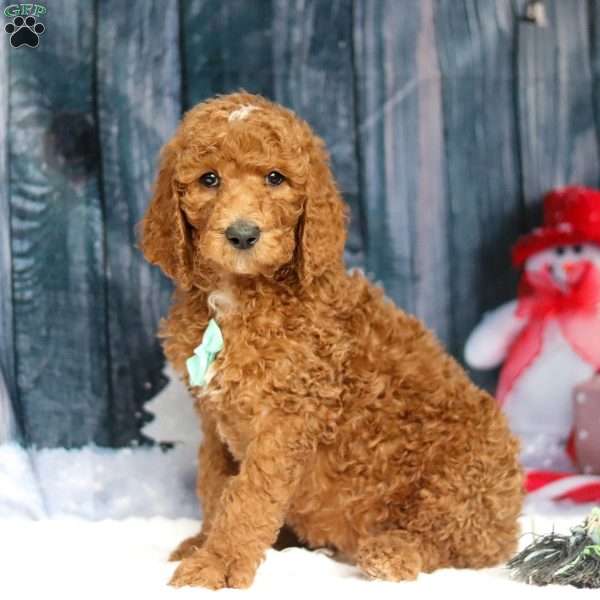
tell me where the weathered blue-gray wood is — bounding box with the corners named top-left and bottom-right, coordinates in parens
top-left (96, 1), bottom-right (180, 447)
top-left (3, 0), bottom-right (600, 447)
top-left (8, 0), bottom-right (110, 447)
top-left (181, 0), bottom-right (275, 107)
top-left (0, 32), bottom-right (17, 440)
top-left (517, 0), bottom-right (600, 227)
top-left (0, 369), bottom-right (15, 443)
top-left (271, 0), bottom-right (363, 266)
top-left (182, 0), bottom-right (364, 265)
top-left (354, 0), bottom-right (450, 343)
top-left (591, 1), bottom-right (600, 160)
top-left (434, 0), bottom-right (524, 364)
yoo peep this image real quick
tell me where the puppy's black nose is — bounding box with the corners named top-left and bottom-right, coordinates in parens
top-left (225, 220), bottom-right (261, 250)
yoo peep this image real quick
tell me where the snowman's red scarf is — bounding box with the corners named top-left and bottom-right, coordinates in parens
top-left (496, 262), bottom-right (600, 405)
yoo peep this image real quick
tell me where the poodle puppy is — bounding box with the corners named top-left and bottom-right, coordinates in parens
top-left (140, 92), bottom-right (523, 589)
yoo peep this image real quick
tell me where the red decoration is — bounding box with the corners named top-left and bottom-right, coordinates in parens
top-left (496, 264), bottom-right (600, 404)
top-left (513, 186), bottom-right (600, 267)
top-left (526, 470), bottom-right (600, 502)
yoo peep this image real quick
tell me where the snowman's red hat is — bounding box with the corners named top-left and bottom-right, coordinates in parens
top-left (512, 186), bottom-right (600, 267)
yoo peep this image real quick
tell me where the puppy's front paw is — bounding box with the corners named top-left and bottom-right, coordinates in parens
top-left (169, 549), bottom-right (226, 589)
top-left (169, 548), bottom-right (257, 589)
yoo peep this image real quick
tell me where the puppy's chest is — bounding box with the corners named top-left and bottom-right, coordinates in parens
top-left (190, 308), bottom-right (315, 457)
top-left (197, 372), bottom-right (265, 459)
top-left (193, 326), bottom-right (271, 459)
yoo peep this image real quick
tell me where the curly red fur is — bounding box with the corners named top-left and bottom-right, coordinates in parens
top-left (140, 92), bottom-right (524, 589)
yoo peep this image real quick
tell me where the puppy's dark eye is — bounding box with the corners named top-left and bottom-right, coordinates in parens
top-left (266, 171), bottom-right (285, 186)
top-left (554, 246), bottom-right (565, 256)
top-left (199, 172), bottom-right (219, 188)
top-left (573, 244), bottom-right (583, 254)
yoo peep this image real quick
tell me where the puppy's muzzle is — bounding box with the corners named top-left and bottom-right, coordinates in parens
top-left (225, 220), bottom-right (261, 250)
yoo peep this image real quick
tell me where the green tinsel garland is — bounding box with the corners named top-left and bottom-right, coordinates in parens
top-left (508, 507), bottom-right (600, 588)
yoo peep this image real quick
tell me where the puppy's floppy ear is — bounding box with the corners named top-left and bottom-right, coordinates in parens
top-left (298, 139), bottom-right (348, 285)
top-left (139, 140), bottom-right (193, 290)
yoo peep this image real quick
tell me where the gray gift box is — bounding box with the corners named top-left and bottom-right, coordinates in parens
top-left (573, 376), bottom-right (600, 475)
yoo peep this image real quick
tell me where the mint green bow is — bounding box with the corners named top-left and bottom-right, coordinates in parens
top-left (186, 319), bottom-right (224, 387)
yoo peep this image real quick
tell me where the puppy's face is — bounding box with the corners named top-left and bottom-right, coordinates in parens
top-left (141, 93), bottom-right (347, 290)
top-left (190, 165), bottom-right (300, 277)
top-left (177, 117), bottom-right (307, 278)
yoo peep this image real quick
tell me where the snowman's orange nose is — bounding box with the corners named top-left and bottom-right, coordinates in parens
top-left (563, 261), bottom-right (587, 284)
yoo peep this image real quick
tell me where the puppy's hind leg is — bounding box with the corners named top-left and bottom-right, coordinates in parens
top-left (355, 463), bottom-right (522, 580)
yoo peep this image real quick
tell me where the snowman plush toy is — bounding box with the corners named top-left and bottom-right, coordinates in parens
top-left (466, 186), bottom-right (600, 496)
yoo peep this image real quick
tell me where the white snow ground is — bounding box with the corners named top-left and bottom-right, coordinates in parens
top-left (1, 369), bottom-right (597, 598)
top-left (0, 364), bottom-right (202, 520)
top-left (0, 442), bottom-right (597, 599)
top-left (0, 513), bottom-right (598, 599)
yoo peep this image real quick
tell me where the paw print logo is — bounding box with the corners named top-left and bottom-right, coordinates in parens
top-left (5, 16), bottom-right (45, 48)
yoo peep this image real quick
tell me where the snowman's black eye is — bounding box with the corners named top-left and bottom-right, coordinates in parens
top-left (573, 244), bottom-right (583, 254)
top-left (555, 246), bottom-right (565, 256)
top-left (266, 171), bottom-right (285, 186)
top-left (199, 172), bottom-right (219, 188)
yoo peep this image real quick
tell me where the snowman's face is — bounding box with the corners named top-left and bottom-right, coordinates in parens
top-left (525, 243), bottom-right (600, 288)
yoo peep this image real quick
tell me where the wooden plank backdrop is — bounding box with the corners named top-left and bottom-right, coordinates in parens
top-left (6, 0), bottom-right (111, 447)
top-left (0, 16), bottom-right (14, 443)
top-left (354, 0), bottom-right (451, 342)
top-left (96, 0), bottom-right (181, 447)
top-left (2, 0), bottom-right (600, 448)
top-left (435, 0), bottom-right (525, 388)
